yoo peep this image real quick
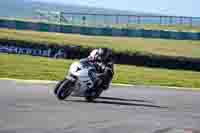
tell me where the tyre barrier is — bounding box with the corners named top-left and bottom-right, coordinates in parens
top-left (0, 19), bottom-right (200, 40)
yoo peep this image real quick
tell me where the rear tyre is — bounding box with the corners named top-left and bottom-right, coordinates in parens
top-left (85, 96), bottom-right (95, 102)
top-left (56, 79), bottom-right (74, 100)
top-left (85, 88), bottom-right (104, 102)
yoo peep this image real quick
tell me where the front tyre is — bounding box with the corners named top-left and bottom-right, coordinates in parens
top-left (56, 79), bottom-right (74, 100)
top-left (54, 79), bottom-right (65, 95)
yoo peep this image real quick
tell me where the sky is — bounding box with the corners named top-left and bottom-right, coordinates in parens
top-left (32, 0), bottom-right (199, 17)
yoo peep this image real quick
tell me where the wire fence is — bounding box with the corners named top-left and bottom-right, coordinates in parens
top-left (36, 10), bottom-right (200, 27)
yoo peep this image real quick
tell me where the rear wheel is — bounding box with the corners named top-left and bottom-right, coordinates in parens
top-left (85, 88), bottom-right (104, 102)
top-left (56, 79), bottom-right (74, 100)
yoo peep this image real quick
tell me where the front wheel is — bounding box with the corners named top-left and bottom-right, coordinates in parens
top-left (54, 79), bottom-right (65, 95)
top-left (56, 79), bottom-right (74, 100)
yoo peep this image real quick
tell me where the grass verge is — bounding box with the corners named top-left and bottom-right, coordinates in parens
top-left (0, 28), bottom-right (200, 58)
top-left (113, 24), bottom-right (200, 32)
top-left (1, 53), bottom-right (200, 89)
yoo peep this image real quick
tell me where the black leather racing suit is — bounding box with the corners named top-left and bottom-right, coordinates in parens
top-left (80, 58), bottom-right (114, 90)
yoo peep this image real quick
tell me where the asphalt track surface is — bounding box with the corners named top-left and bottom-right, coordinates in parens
top-left (0, 80), bottom-right (200, 133)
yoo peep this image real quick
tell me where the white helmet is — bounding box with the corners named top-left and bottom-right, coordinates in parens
top-left (88, 49), bottom-right (99, 61)
top-left (88, 48), bottom-right (113, 62)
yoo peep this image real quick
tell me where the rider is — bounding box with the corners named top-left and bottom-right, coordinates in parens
top-left (80, 48), bottom-right (114, 91)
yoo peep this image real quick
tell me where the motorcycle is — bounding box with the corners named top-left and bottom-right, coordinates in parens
top-left (54, 61), bottom-right (109, 101)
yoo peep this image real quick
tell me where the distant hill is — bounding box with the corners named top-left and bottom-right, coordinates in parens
top-left (0, 0), bottom-right (161, 19)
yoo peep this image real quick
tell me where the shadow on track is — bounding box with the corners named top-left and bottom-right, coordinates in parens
top-left (65, 96), bottom-right (168, 109)
top-left (97, 96), bottom-right (154, 103)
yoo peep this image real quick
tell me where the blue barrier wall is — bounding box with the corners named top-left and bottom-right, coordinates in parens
top-left (0, 19), bottom-right (199, 40)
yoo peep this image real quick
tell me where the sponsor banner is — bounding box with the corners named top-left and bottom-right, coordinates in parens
top-left (0, 44), bottom-right (66, 59)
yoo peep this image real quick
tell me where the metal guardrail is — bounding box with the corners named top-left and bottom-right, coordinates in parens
top-left (36, 10), bottom-right (200, 27)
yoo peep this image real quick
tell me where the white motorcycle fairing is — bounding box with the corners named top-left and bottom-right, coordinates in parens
top-left (67, 61), bottom-right (95, 96)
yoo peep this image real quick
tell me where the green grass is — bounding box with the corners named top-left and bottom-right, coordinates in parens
top-left (1, 53), bottom-right (200, 89)
top-left (1, 28), bottom-right (200, 58)
top-left (112, 24), bottom-right (200, 32)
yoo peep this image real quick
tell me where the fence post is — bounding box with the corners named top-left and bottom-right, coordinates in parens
top-left (190, 17), bottom-right (193, 27)
top-left (169, 16), bottom-right (173, 25)
top-left (59, 12), bottom-right (62, 24)
top-left (116, 15), bottom-right (119, 25)
top-left (180, 16), bottom-right (183, 25)
top-left (137, 16), bottom-right (141, 24)
top-left (103, 15), bottom-right (106, 26)
top-left (159, 16), bottom-right (162, 25)
top-left (93, 14), bottom-right (96, 26)
top-left (127, 15), bottom-right (131, 27)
